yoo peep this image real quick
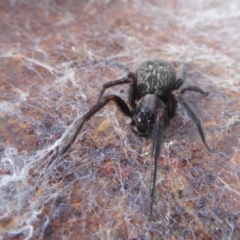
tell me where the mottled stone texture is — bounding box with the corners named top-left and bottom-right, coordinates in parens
top-left (0, 0), bottom-right (240, 239)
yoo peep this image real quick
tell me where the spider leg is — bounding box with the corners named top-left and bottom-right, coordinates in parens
top-left (174, 62), bottom-right (187, 90)
top-left (149, 108), bottom-right (166, 220)
top-left (97, 76), bottom-right (134, 102)
top-left (178, 85), bottom-right (209, 95)
top-left (105, 60), bottom-right (130, 73)
top-left (128, 73), bottom-right (141, 108)
top-left (97, 72), bottom-right (140, 108)
top-left (166, 94), bottom-right (177, 120)
top-left (179, 62), bottom-right (187, 82)
top-left (175, 62), bottom-right (208, 95)
top-left (172, 91), bottom-right (211, 152)
top-left (59, 95), bottom-right (132, 155)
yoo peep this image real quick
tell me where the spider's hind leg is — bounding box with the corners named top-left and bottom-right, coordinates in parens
top-left (174, 62), bottom-right (187, 90)
top-left (179, 85), bottom-right (209, 95)
top-left (105, 60), bottom-right (130, 73)
top-left (97, 76), bottom-right (134, 102)
top-left (175, 62), bottom-right (208, 95)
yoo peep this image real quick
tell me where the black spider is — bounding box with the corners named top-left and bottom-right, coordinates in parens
top-left (60, 59), bottom-right (211, 220)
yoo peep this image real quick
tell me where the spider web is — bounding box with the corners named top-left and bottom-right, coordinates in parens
top-left (0, 0), bottom-right (240, 239)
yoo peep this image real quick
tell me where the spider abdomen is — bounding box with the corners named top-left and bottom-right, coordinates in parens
top-left (135, 60), bottom-right (176, 99)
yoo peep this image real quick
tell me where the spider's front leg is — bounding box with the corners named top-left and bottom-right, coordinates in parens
top-left (149, 108), bottom-right (166, 220)
top-left (59, 95), bottom-right (132, 155)
top-left (172, 91), bottom-right (211, 152)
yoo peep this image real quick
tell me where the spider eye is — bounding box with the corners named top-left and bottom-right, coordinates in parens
top-left (134, 109), bottom-right (155, 133)
top-left (143, 112), bottom-right (155, 123)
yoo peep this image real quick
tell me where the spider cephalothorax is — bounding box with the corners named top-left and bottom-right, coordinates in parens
top-left (60, 59), bottom-right (211, 220)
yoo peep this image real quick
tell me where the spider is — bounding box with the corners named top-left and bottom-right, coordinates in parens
top-left (59, 59), bottom-right (211, 220)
